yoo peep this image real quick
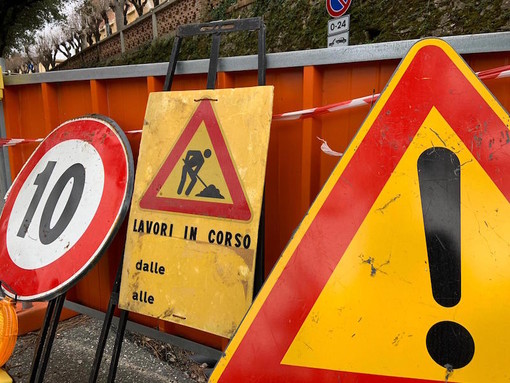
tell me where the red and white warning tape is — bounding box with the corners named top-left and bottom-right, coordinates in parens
top-left (316, 65), bottom-right (510, 157)
top-left (317, 137), bottom-right (343, 157)
top-left (271, 65), bottom-right (510, 122)
top-left (0, 131), bottom-right (143, 147)
top-left (0, 138), bottom-right (42, 147)
top-left (272, 94), bottom-right (379, 121)
top-left (476, 65), bottom-right (510, 80)
top-left (0, 65), bottom-right (508, 149)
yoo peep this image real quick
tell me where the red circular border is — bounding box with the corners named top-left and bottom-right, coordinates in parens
top-left (326, 0), bottom-right (351, 18)
top-left (0, 117), bottom-right (131, 300)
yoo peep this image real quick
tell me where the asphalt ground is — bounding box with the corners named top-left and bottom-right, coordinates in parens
top-left (4, 315), bottom-right (208, 383)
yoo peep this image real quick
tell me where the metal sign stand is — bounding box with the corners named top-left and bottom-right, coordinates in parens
top-left (89, 17), bottom-right (267, 382)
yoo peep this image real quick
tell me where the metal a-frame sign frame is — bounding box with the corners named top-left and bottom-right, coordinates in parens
top-left (89, 17), bottom-right (267, 382)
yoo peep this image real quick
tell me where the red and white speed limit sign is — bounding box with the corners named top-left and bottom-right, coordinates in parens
top-left (0, 116), bottom-right (133, 301)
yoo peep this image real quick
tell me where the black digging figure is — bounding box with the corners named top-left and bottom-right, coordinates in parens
top-left (177, 149), bottom-right (224, 199)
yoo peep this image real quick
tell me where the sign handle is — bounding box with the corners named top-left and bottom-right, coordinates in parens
top-left (163, 17), bottom-right (267, 91)
top-left (29, 293), bottom-right (67, 383)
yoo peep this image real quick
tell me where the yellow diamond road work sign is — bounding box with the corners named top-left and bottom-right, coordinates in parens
top-left (119, 86), bottom-right (273, 338)
top-left (209, 39), bottom-right (510, 382)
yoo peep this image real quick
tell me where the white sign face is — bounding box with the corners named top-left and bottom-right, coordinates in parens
top-left (328, 31), bottom-right (349, 47)
top-left (7, 140), bottom-right (104, 269)
top-left (328, 15), bottom-right (350, 36)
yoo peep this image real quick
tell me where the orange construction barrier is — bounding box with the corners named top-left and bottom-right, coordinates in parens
top-left (1, 33), bottom-right (509, 350)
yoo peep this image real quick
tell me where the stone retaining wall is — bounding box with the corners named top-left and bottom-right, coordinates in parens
top-left (58, 0), bottom-right (226, 70)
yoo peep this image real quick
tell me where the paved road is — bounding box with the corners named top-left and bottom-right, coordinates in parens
top-left (5, 315), bottom-right (206, 383)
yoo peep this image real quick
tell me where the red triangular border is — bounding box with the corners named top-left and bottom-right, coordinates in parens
top-left (140, 100), bottom-right (251, 221)
top-left (215, 43), bottom-right (510, 381)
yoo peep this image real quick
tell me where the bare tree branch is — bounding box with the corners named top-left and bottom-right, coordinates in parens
top-left (127, 0), bottom-right (148, 17)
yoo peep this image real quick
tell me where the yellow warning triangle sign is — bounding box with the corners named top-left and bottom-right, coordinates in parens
top-left (140, 100), bottom-right (251, 220)
top-left (210, 39), bottom-right (510, 382)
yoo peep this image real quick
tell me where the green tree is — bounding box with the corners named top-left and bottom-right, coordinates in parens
top-left (0, 0), bottom-right (64, 57)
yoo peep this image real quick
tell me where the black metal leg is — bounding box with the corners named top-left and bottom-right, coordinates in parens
top-left (35, 294), bottom-right (66, 382)
top-left (253, 194), bottom-right (265, 298)
top-left (207, 33), bottom-right (221, 89)
top-left (107, 309), bottom-right (129, 383)
top-left (88, 291), bottom-right (118, 383)
top-left (89, 298), bottom-right (115, 383)
top-left (29, 293), bottom-right (66, 383)
top-left (29, 299), bottom-right (56, 383)
top-left (258, 22), bottom-right (266, 86)
top-left (89, 258), bottom-right (124, 383)
top-left (163, 36), bottom-right (182, 92)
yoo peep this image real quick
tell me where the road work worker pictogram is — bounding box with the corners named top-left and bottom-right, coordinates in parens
top-left (178, 148), bottom-right (224, 199)
top-left (140, 97), bottom-right (257, 221)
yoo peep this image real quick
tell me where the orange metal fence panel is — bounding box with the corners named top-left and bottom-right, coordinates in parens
top-left (2, 34), bottom-right (509, 350)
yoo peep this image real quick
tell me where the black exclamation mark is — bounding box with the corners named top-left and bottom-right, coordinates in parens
top-left (418, 147), bottom-right (474, 370)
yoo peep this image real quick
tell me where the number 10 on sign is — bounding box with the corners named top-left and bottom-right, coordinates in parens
top-left (17, 161), bottom-right (86, 245)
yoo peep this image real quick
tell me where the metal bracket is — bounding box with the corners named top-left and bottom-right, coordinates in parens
top-left (0, 280), bottom-right (18, 302)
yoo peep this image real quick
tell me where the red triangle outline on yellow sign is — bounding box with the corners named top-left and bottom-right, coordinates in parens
top-left (209, 39), bottom-right (510, 382)
top-left (140, 100), bottom-right (251, 221)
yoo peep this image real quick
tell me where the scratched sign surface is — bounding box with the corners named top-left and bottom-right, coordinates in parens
top-left (210, 39), bottom-right (510, 382)
top-left (118, 87), bottom-right (273, 338)
top-left (0, 116), bottom-right (133, 301)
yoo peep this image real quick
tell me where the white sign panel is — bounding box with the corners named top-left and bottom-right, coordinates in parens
top-left (328, 15), bottom-right (350, 36)
top-left (328, 31), bottom-right (349, 47)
